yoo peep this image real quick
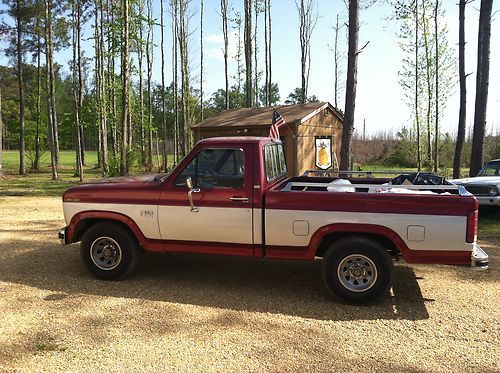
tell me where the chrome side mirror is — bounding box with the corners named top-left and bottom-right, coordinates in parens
top-left (186, 177), bottom-right (200, 212)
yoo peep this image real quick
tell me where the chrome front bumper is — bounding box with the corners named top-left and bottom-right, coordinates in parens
top-left (471, 245), bottom-right (489, 270)
top-left (476, 196), bottom-right (500, 206)
top-left (58, 227), bottom-right (68, 245)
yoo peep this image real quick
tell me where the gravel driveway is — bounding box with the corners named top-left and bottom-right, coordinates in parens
top-left (0, 196), bottom-right (498, 372)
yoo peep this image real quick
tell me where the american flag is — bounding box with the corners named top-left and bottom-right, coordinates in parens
top-left (269, 109), bottom-right (286, 139)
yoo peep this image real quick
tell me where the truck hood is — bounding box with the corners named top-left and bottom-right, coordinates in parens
top-left (450, 176), bottom-right (500, 186)
top-left (62, 173), bottom-right (168, 203)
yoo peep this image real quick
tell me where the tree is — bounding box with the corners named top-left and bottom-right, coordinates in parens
top-left (263, 0), bottom-right (272, 106)
top-left (16, 0), bottom-right (27, 175)
top-left (469, 0), bottom-right (492, 177)
top-left (221, 0), bottom-right (229, 110)
top-left (244, 0), bottom-right (253, 107)
top-left (0, 87), bottom-right (3, 177)
top-left (296, 0), bottom-right (317, 105)
top-left (200, 0), bottom-right (204, 121)
top-left (72, 0), bottom-right (83, 181)
top-left (160, 0), bottom-right (167, 170)
top-left (285, 87), bottom-right (318, 105)
top-left (339, 0), bottom-right (359, 171)
top-left (45, 0), bottom-right (59, 179)
top-left (178, 0), bottom-right (191, 155)
top-left (120, 0), bottom-right (130, 176)
top-left (453, 0), bottom-right (472, 178)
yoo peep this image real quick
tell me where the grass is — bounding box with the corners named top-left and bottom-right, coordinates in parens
top-left (478, 208), bottom-right (500, 236)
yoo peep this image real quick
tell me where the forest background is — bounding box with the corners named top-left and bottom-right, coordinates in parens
top-left (0, 0), bottom-right (498, 183)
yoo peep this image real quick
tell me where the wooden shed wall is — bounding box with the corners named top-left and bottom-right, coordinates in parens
top-left (296, 110), bottom-right (343, 175)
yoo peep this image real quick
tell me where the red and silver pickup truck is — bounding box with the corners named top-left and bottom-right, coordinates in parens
top-left (59, 137), bottom-right (489, 303)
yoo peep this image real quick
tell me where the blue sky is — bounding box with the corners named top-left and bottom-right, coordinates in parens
top-left (1, 0), bottom-right (499, 136)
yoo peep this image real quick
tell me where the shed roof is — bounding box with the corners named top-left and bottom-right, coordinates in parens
top-left (191, 102), bottom-right (343, 130)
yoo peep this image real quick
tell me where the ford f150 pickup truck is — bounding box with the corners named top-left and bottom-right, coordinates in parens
top-left (59, 137), bottom-right (489, 303)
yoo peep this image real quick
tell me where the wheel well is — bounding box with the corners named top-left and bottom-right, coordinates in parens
top-left (73, 218), bottom-right (138, 245)
top-left (315, 232), bottom-right (399, 258)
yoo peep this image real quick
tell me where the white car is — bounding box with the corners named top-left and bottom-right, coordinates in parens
top-left (450, 159), bottom-right (500, 206)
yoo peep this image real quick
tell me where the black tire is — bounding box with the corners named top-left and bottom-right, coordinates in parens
top-left (322, 236), bottom-right (393, 304)
top-left (80, 222), bottom-right (139, 280)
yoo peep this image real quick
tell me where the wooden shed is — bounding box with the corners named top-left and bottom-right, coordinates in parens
top-left (191, 102), bottom-right (343, 176)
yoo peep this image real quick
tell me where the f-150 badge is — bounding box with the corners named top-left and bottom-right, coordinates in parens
top-left (140, 210), bottom-right (154, 218)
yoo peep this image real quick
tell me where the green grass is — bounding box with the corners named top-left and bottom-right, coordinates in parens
top-left (478, 208), bottom-right (500, 236)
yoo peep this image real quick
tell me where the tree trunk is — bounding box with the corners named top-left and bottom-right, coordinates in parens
top-left (339, 0), bottom-right (359, 171)
top-left (200, 0), bottom-right (204, 121)
top-left (160, 0), bottom-right (167, 171)
top-left (34, 18), bottom-right (42, 171)
top-left (173, 0), bottom-right (180, 162)
top-left (267, 0), bottom-right (272, 106)
top-left (253, 0), bottom-right (258, 106)
top-left (244, 0), bottom-right (253, 107)
top-left (469, 0), bottom-right (492, 176)
top-left (178, 0), bottom-right (190, 155)
top-left (146, 0), bottom-right (153, 169)
top-left (334, 14), bottom-right (340, 109)
top-left (72, 0), bottom-right (83, 181)
top-left (0, 87), bottom-right (3, 177)
top-left (415, 0), bottom-right (421, 171)
top-left (221, 0), bottom-right (229, 109)
top-left (44, 0), bottom-right (58, 179)
top-left (453, 0), bottom-right (468, 179)
top-left (138, 0), bottom-right (145, 166)
top-left (17, 0), bottom-right (26, 175)
top-left (422, 3), bottom-right (433, 165)
top-left (120, 0), bottom-right (130, 176)
top-left (433, 0), bottom-right (439, 173)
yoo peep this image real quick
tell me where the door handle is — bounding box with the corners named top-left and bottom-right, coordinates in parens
top-left (230, 197), bottom-right (249, 203)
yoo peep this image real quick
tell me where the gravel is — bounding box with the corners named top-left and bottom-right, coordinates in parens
top-left (0, 196), bottom-right (498, 372)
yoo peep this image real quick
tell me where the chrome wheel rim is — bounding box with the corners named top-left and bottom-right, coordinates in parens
top-left (337, 254), bottom-right (377, 292)
top-left (90, 237), bottom-right (122, 271)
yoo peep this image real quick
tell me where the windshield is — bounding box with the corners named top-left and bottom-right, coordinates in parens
top-left (478, 161), bottom-right (500, 176)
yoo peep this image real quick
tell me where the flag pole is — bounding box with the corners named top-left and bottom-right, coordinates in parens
top-left (272, 106), bottom-right (297, 140)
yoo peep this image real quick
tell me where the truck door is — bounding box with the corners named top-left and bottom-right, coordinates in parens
top-left (158, 144), bottom-right (255, 256)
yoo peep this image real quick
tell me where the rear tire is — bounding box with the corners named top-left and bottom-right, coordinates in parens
top-left (322, 237), bottom-right (393, 303)
top-left (80, 222), bottom-right (139, 280)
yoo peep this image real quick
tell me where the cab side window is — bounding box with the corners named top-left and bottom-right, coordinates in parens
top-left (174, 148), bottom-right (245, 189)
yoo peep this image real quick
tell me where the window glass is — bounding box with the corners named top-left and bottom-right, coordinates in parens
top-left (174, 148), bottom-right (245, 189)
top-left (264, 143), bottom-right (287, 182)
top-left (479, 162), bottom-right (500, 176)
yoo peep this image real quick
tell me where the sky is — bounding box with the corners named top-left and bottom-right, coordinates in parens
top-left (0, 0), bottom-right (499, 136)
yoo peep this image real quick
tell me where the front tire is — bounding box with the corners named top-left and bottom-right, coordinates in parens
top-left (322, 237), bottom-right (393, 303)
top-left (80, 222), bottom-right (139, 280)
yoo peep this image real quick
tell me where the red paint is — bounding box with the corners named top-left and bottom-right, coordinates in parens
top-left (466, 210), bottom-right (478, 243)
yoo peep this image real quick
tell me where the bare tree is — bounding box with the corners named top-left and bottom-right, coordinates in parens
top-left (72, 0), bottom-right (83, 181)
top-left (0, 87), bottom-right (3, 177)
top-left (453, 0), bottom-right (472, 178)
top-left (433, 0), bottom-right (439, 172)
top-left (340, 0), bottom-right (359, 171)
top-left (221, 0), bottom-right (229, 109)
top-left (172, 0), bottom-right (180, 163)
top-left (120, 0), bottom-right (130, 175)
top-left (414, 0), bottom-right (421, 171)
top-left (244, 0), bottom-right (253, 107)
top-left (469, 0), bottom-right (493, 176)
top-left (45, 0), bottom-right (58, 179)
top-left (296, 0), bottom-right (318, 104)
top-left (146, 0), bottom-right (153, 168)
top-left (265, 0), bottom-right (272, 106)
top-left (178, 0), bottom-right (190, 155)
top-left (16, 0), bottom-right (26, 175)
top-left (330, 13), bottom-right (345, 109)
top-left (160, 0), bottom-right (167, 170)
top-left (200, 0), bottom-right (204, 120)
